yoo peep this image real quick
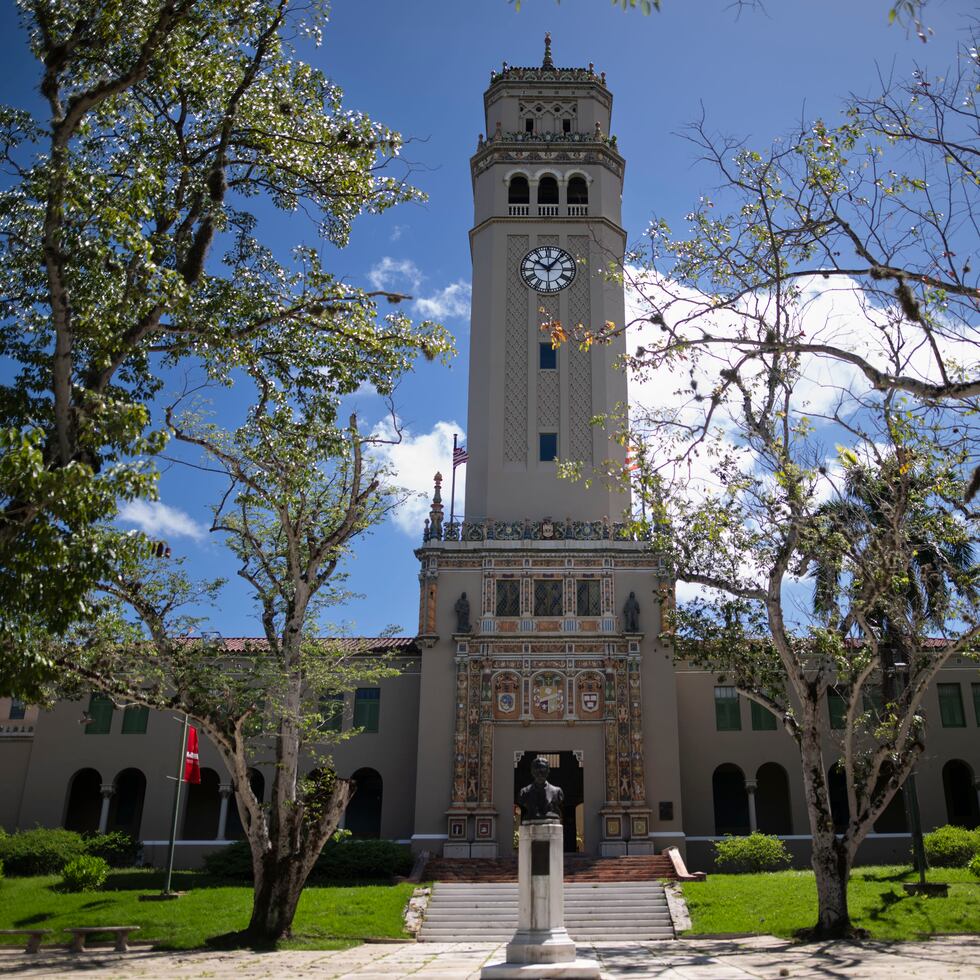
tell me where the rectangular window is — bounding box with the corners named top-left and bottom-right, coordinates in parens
top-left (973, 683), bottom-right (980, 726)
top-left (533, 579), bottom-right (563, 617)
top-left (525, 117), bottom-right (534, 133)
top-left (354, 688), bottom-right (380, 733)
top-left (714, 686), bottom-right (741, 731)
top-left (318, 693), bottom-right (345, 733)
top-left (827, 688), bottom-right (847, 730)
top-left (85, 693), bottom-right (113, 735)
top-left (750, 700), bottom-right (777, 731)
top-left (562, 118), bottom-right (572, 133)
top-left (8, 698), bottom-right (25, 721)
top-left (121, 704), bottom-right (149, 734)
top-left (539, 342), bottom-right (557, 370)
top-left (938, 683), bottom-right (966, 728)
top-left (539, 432), bottom-right (558, 462)
top-left (496, 579), bottom-right (521, 617)
top-left (576, 579), bottom-right (600, 617)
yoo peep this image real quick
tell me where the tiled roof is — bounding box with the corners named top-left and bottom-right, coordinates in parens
top-left (179, 636), bottom-right (420, 653)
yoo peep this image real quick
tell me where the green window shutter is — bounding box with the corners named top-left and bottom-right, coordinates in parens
top-left (938, 683), bottom-right (966, 728)
top-left (750, 700), bottom-right (777, 731)
top-left (121, 705), bottom-right (149, 734)
top-left (973, 684), bottom-right (980, 726)
top-left (85, 694), bottom-right (113, 734)
top-left (714, 686), bottom-right (741, 731)
top-left (318, 694), bottom-right (345, 733)
top-left (827, 689), bottom-right (847, 730)
top-left (354, 688), bottom-right (380, 733)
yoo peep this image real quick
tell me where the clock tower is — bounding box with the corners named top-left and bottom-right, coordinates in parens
top-left (412, 39), bottom-right (684, 864)
top-left (465, 33), bottom-right (629, 523)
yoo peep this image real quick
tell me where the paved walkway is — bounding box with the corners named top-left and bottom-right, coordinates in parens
top-left (1, 936), bottom-right (979, 979)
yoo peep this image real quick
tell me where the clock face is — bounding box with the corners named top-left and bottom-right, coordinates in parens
top-left (520, 246), bottom-right (576, 294)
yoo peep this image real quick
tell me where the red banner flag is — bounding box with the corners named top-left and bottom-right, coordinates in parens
top-left (183, 726), bottom-right (201, 784)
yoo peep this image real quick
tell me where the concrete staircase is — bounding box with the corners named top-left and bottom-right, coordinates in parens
top-left (418, 880), bottom-right (674, 943)
top-left (424, 854), bottom-right (676, 883)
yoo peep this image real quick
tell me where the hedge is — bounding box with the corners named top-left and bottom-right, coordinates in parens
top-left (203, 837), bottom-right (413, 881)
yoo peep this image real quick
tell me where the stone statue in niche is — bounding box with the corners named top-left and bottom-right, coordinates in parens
top-left (454, 592), bottom-right (472, 633)
top-left (623, 591), bottom-right (641, 632)
top-left (517, 756), bottom-right (564, 821)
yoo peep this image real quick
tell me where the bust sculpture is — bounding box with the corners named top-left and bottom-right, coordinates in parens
top-left (517, 756), bottom-right (564, 821)
top-left (623, 591), bottom-right (640, 632)
top-left (455, 592), bottom-right (471, 633)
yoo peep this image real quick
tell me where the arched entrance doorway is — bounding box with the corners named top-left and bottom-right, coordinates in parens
top-left (182, 767), bottom-right (221, 839)
top-left (64, 768), bottom-right (102, 833)
top-left (712, 764), bottom-right (749, 836)
top-left (108, 768), bottom-right (146, 838)
top-left (943, 759), bottom-right (979, 829)
top-left (755, 763), bottom-right (792, 835)
top-left (346, 767), bottom-right (383, 838)
top-left (513, 751), bottom-right (584, 852)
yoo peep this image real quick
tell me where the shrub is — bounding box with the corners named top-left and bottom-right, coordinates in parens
top-left (202, 837), bottom-right (413, 881)
top-left (0, 858), bottom-right (4, 885)
top-left (713, 833), bottom-right (792, 873)
top-left (84, 831), bottom-right (139, 867)
top-left (968, 853), bottom-right (980, 878)
top-left (203, 840), bottom-right (253, 879)
top-left (312, 838), bottom-right (412, 880)
top-left (0, 828), bottom-right (87, 875)
top-left (60, 854), bottom-right (109, 892)
top-left (923, 825), bottom-right (980, 868)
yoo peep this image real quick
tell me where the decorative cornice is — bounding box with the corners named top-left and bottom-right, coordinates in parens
top-left (423, 516), bottom-right (651, 544)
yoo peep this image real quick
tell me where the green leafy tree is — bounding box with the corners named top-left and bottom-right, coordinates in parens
top-left (54, 389), bottom-right (416, 942)
top-left (0, 0), bottom-right (447, 689)
top-left (650, 406), bottom-right (978, 936)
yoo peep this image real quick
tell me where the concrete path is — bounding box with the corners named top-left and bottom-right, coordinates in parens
top-left (1, 935), bottom-right (979, 978)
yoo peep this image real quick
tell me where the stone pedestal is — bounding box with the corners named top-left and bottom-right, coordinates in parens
top-left (481, 819), bottom-right (599, 979)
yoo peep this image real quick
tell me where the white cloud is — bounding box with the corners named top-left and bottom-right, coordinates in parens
top-left (414, 280), bottom-right (471, 320)
top-left (370, 419), bottom-right (466, 536)
top-left (118, 499), bottom-right (207, 541)
top-left (389, 224), bottom-right (406, 242)
top-left (367, 256), bottom-right (422, 292)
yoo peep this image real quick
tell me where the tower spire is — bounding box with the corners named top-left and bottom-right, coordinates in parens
top-left (542, 32), bottom-right (553, 69)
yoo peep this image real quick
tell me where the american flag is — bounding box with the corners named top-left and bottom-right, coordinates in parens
top-left (453, 444), bottom-right (469, 468)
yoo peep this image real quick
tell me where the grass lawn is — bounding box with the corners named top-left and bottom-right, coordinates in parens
top-left (682, 865), bottom-right (980, 940)
top-left (0, 869), bottom-right (416, 950)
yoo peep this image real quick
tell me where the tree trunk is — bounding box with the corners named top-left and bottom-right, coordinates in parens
top-left (800, 727), bottom-right (854, 938)
top-left (247, 851), bottom-right (307, 944)
top-left (810, 832), bottom-right (852, 938)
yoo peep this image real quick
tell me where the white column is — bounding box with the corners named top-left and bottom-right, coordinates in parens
top-left (217, 784), bottom-right (233, 840)
top-left (745, 779), bottom-right (758, 833)
top-left (97, 783), bottom-right (114, 834)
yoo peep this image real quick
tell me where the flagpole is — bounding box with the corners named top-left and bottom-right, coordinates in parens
top-left (449, 433), bottom-right (458, 528)
top-left (163, 712), bottom-right (189, 897)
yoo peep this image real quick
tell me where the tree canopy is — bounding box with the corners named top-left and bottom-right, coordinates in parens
top-left (0, 0), bottom-right (451, 693)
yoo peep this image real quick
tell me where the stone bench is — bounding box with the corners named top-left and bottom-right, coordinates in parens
top-left (0, 929), bottom-right (52, 953)
top-left (67, 926), bottom-right (141, 953)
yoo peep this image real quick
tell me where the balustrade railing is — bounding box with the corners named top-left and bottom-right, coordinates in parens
top-left (508, 204), bottom-right (529, 216)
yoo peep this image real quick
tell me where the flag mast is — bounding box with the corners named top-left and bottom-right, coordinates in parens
top-left (162, 713), bottom-right (189, 897)
top-left (449, 433), bottom-right (468, 528)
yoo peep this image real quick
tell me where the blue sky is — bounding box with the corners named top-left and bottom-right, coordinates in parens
top-left (1, 0), bottom-right (974, 640)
